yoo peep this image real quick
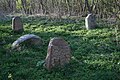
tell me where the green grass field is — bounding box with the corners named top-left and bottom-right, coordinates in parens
top-left (0, 17), bottom-right (120, 80)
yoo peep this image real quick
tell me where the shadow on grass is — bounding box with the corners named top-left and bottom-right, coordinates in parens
top-left (0, 17), bottom-right (120, 80)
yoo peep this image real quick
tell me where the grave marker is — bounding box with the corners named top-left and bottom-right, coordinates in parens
top-left (12, 16), bottom-right (23, 32)
top-left (44, 37), bottom-right (71, 70)
top-left (85, 14), bottom-right (97, 30)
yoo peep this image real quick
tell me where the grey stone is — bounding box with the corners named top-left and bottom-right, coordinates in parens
top-left (85, 14), bottom-right (97, 30)
top-left (44, 37), bottom-right (71, 70)
top-left (12, 34), bottom-right (43, 50)
top-left (12, 16), bottom-right (23, 32)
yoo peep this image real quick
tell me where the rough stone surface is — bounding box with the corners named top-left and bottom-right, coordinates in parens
top-left (44, 37), bottom-right (71, 70)
top-left (12, 34), bottom-right (43, 49)
top-left (12, 16), bottom-right (23, 32)
top-left (85, 14), bottom-right (97, 30)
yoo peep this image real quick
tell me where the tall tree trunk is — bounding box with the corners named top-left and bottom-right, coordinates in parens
top-left (84, 0), bottom-right (92, 13)
top-left (21, 0), bottom-right (27, 14)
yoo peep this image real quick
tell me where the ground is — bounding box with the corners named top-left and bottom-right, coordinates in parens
top-left (0, 16), bottom-right (120, 80)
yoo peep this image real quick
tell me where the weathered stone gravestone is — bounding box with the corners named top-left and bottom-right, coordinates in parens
top-left (85, 14), bottom-right (97, 30)
top-left (44, 37), bottom-right (71, 70)
top-left (12, 16), bottom-right (23, 32)
top-left (12, 34), bottom-right (43, 50)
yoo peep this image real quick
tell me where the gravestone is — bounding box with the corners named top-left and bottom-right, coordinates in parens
top-left (44, 37), bottom-right (71, 70)
top-left (85, 14), bottom-right (97, 30)
top-left (12, 34), bottom-right (43, 50)
top-left (12, 16), bottom-right (23, 32)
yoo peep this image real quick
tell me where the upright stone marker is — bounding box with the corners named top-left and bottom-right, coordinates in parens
top-left (85, 14), bottom-right (97, 30)
top-left (12, 16), bottom-right (23, 32)
top-left (44, 37), bottom-right (71, 70)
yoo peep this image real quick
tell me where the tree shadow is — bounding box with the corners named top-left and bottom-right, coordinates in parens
top-left (0, 17), bottom-right (120, 80)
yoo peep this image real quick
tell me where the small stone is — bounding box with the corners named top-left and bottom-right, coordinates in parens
top-left (85, 13), bottom-right (97, 30)
top-left (44, 37), bottom-right (71, 70)
top-left (12, 16), bottom-right (23, 32)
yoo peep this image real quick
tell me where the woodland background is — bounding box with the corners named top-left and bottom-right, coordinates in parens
top-left (0, 0), bottom-right (120, 19)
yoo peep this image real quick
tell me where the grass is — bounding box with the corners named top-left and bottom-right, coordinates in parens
top-left (0, 16), bottom-right (120, 80)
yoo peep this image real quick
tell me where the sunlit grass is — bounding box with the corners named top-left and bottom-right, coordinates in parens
top-left (0, 17), bottom-right (120, 80)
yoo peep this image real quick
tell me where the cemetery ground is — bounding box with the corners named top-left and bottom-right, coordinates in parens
top-left (0, 16), bottom-right (120, 80)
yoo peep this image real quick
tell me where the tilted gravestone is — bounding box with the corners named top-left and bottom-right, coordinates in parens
top-left (85, 14), bottom-right (97, 30)
top-left (12, 16), bottom-right (23, 32)
top-left (44, 37), bottom-right (71, 70)
top-left (12, 34), bottom-right (43, 50)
